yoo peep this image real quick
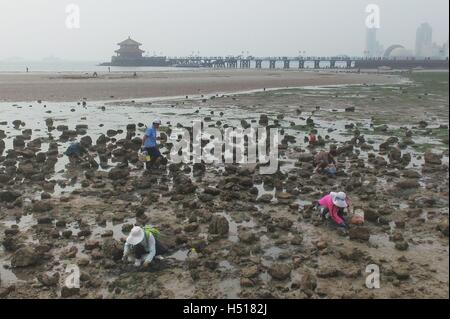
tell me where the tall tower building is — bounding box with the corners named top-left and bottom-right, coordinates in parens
top-left (365, 28), bottom-right (383, 57)
top-left (415, 23), bottom-right (433, 58)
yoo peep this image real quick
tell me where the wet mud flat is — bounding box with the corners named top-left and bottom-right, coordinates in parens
top-left (0, 69), bottom-right (400, 103)
top-left (0, 71), bottom-right (448, 299)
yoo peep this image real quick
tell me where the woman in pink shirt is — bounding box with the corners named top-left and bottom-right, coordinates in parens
top-left (317, 192), bottom-right (352, 228)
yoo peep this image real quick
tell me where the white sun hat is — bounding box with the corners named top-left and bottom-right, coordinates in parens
top-left (126, 226), bottom-right (145, 246)
top-left (331, 191), bottom-right (348, 208)
top-left (153, 118), bottom-right (162, 125)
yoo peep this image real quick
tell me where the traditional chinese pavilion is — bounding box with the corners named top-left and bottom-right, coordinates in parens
top-left (102, 37), bottom-right (169, 67)
top-left (115, 37), bottom-right (145, 60)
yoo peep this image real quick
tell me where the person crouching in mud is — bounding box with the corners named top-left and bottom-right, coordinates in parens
top-left (141, 118), bottom-right (165, 170)
top-left (314, 150), bottom-right (337, 176)
top-left (323, 163), bottom-right (337, 178)
top-left (65, 142), bottom-right (88, 164)
top-left (122, 226), bottom-right (168, 268)
top-left (316, 192), bottom-right (352, 229)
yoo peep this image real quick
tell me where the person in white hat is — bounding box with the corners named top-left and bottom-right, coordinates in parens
top-left (141, 118), bottom-right (165, 170)
top-left (122, 225), bottom-right (167, 267)
top-left (316, 191), bottom-right (352, 228)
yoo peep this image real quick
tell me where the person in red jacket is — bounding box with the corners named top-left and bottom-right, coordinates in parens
top-left (317, 192), bottom-right (352, 228)
top-left (308, 131), bottom-right (317, 145)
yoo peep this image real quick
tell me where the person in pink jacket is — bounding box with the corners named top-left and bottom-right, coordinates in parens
top-left (317, 192), bottom-right (352, 228)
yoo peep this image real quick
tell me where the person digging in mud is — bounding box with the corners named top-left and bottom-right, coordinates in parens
top-left (314, 150), bottom-right (337, 174)
top-left (323, 163), bottom-right (337, 178)
top-left (316, 191), bottom-right (352, 229)
top-left (65, 142), bottom-right (90, 164)
top-left (122, 225), bottom-right (168, 268)
top-left (141, 118), bottom-right (166, 170)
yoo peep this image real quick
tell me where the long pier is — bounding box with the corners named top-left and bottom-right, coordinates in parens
top-left (168, 56), bottom-right (449, 70)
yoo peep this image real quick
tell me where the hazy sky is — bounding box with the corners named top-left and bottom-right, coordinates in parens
top-left (0, 0), bottom-right (448, 60)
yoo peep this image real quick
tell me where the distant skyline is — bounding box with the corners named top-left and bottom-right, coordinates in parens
top-left (0, 0), bottom-right (448, 60)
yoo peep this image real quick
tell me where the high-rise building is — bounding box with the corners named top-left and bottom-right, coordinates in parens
top-left (415, 23), bottom-right (433, 58)
top-left (415, 23), bottom-right (448, 59)
top-left (443, 40), bottom-right (449, 57)
top-left (365, 28), bottom-right (384, 57)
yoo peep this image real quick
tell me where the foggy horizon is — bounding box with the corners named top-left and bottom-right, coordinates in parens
top-left (0, 0), bottom-right (449, 61)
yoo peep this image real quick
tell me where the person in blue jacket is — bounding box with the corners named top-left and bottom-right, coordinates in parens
top-left (141, 118), bottom-right (165, 169)
top-left (65, 142), bottom-right (88, 163)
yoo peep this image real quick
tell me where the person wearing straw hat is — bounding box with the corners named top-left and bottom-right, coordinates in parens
top-left (122, 225), bottom-right (167, 267)
top-left (141, 118), bottom-right (164, 170)
top-left (316, 191), bottom-right (352, 228)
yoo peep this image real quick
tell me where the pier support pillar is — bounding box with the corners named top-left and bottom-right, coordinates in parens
top-left (283, 60), bottom-right (290, 69)
top-left (269, 60), bottom-right (276, 69)
top-left (298, 60), bottom-right (304, 69)
top-left (256, 60), bottom-right (262, 69)
top-left (346, 60), bottom-right (352, 68)
top-left (227, 61), bottom-right (237, 68)
top-left (330, 60), bottom-right (336, 69)
top-left (240, 60), bottom-right (250, 68)
top-left (314, 60), bottom-right (320, 69)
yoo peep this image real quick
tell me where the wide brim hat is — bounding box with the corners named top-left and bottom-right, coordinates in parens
top-left (331, 192), bottom-right (348, 208)
top-left (126, 226), bottom-right (145, 245)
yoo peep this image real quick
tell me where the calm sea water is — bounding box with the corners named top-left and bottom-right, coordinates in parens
top-left (0, 60), bottom-right (352, 73)
top-left (0, 61), bottom-right (188, 73)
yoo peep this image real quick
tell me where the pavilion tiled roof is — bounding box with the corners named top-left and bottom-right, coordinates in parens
top-left (117, 37), bottom-right (142, 46)
top-left (115, 48), bottom-right (145, 53)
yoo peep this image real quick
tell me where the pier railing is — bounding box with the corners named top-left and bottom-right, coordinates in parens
top-left (167, 56), bottom-right (449, 70)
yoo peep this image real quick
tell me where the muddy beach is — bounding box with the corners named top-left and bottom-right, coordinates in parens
top-left (0, 69), bottom-right (401, 103)
top-left (0, 71), bottom-right (448, 299)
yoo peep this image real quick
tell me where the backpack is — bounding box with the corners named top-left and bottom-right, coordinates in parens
top-left (144, 225), bottom-right (160, 240)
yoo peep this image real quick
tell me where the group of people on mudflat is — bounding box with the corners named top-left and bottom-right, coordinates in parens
top-left (307, 130), bottom-right (353, 229)
top-left (64, 118), bottom-right (354, 269)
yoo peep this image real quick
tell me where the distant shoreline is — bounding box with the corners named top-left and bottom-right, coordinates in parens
top-left (0, 69), bottom-right (402, 103)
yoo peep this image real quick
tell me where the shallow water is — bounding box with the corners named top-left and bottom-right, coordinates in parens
top-left (0, 263), bottom-right (18, 287)
top-left (217, 277), bottom-right (241, 299)
top-left (2, 214), bottom-right (37, 232)
top-left (169, 249), bottom-right (189, 262)
top-left (1, 87), bottom-right (447, 189)
top-left (90, 218), bottom-right (137, 241)
top-left (217, 212), bottom-right (257, 244)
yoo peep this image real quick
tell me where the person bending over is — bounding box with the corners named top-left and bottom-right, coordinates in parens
top-left (122, 225), bottom-right (168, 268)
top-left (317, 191), bottom-right (352, 229)
top-left (141, 118), bottom-right (164, 169)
